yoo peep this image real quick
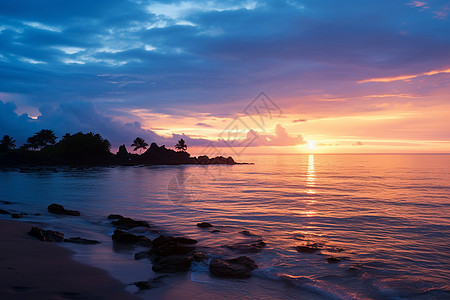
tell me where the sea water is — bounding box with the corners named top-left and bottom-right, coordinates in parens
top-left (1, 154), bottom-right (449, 299)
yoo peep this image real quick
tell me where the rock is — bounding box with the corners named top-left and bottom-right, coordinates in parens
top-left (193, 252), bottom-right (208, 262)
top-left (226, 256), bottom-right (258, 271)
top-left (111, 216), bottom-right (150, 229)
top-left (112, 230), bottom-right (151, 245)
top-left (152, 235), bottom-right (197, 248)
top-left (327, 257), bottom-right (341, 263)
top-left (210, 256), bottom-right (258, 278)
top-left (107, 214), bottom-right (123, 219)
top-left (11, 213), bottom-right (23, 219)
top-left (134, 281), bottom-right (152, 290)
top-left (224, 240), bottom-right (266, 253)
top-left (0, 209), bottom-right (10, 214)
top-left (295, 244), bottom-right (321, 253)
top-left (135, 250), bottom-right (152, 260)
top-left (64, 237), bottom-right (100, 245)
top-left (151, 239), bottom-right (195, 256)
top-left (211, 229), bottom-right (221, 233)
top-left (152, 255), bottom-right (193, 273)
top-left (197, 222), bottom-right (213, 228)
top-left (28, 227), bottom-right (64, 242)
top-left (48, 203), bottom-right (80, 216)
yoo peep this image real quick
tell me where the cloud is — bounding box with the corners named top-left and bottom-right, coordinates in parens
top-left (353, 141), bottom-right (364, 146)
top-left (196, 122), bottom-right (213, 127)
top-left (0, 100), bottom-right (211, 150)
top-left (293, 119), bottom-right (307, 123)
top-left (234, 124), bottom-right (304, 147)
top-left (358, 68), bottom-right (450, 83)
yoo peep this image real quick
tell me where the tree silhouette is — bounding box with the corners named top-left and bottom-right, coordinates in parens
top-left (24, 129), bottom-right (56, 150)
top-left (1, 135), bottom-right (16, 150)
top-left (175, 138), bottom-right (187, 152)
top-left (131, 137), bottom-right (149, 154)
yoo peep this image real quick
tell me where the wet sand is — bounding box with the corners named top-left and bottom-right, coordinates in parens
top-left (0, 219), bottom-right (139, 300)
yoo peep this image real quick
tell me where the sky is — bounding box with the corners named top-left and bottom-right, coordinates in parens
top-left (1, 0), bottom-right (449, 155)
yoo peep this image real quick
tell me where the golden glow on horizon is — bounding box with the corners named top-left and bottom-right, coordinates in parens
top-left (307, 140), bottom-right (317, 150)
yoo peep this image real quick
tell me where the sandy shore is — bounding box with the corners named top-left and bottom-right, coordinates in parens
top-left (0, 219), bottom-right (140, 300)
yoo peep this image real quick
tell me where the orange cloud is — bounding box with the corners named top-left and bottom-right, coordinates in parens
top-left (358, 68), bottom-right (450, 83)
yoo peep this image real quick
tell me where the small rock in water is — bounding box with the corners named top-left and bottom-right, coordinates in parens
top-left (295, 244), bottom-right (321, 253)
top-left (209, 256), bottom-right (258, 279)
top-left (107, 214), bottom-right (123, 219)
top-left (112, 230), bottom-right (151, 245)
top-left (112, 216), bottom-right (150, 229)
top-left (11, 213), bottom-right (23, 219)
top-left (64, 237), bottom-right (100, 245)
top-left (48, 203), bottom-right (80, 216)
top-left (134, 281), bottom-right (152, 290)
top-left (210, 229), bottom-right (221, 233)
top-left (0, 209), bottom-right (10, 214)
top-left (28, 227), bottom-right (64, 242)
top-left (193, 252), bottom-right (208, 262)
top-left (327, 257), bottom-right (341, 263)
top-left (197, 222), bottom-right (213, 228)
top-left (224, 240), bottom-right (266, 253)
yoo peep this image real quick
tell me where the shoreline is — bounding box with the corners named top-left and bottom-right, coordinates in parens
top-left (0, 219), bottom-right (139, 300)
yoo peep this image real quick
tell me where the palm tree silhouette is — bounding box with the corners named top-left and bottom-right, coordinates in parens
top-left (1, 135), bottom-right (16, 150)
top-left (131, 137), bottom-right (149, 154)
top-left (175, 138), bottom-right (187, 152)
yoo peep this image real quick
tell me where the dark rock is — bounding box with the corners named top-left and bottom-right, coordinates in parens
top-left (211, 229), bottom-right (221, 233)
top-left (48, 203), bottom-right (80, 216)
top-left (11, 213), bottom-right (23, 219)
top-left (112, 230), bottom-right (151, 245)
top-left (0, 209), bottom-right (10, 214)
top-left (107, 214), bottom-right (123, 219)
top-left (135, 250), bottom-right (152, 260)
top-left (327, 257), bottom-right (341, 263)
top-left (193, 252), bottom-right (208, 262)
top-left (134, 281), bottom-right (152, 290)
top-left (210, 256), bottom-right (258, 278)
top-left (152, 240), bottom-right (195, 256)
top-left (64, 237), bottom-right (100, 245)
top-left (295, 244), bottom-right (321, 253)
top-left (197, 222), bottom-right (213, 228)
top-left (28, 227), bottom-right (64, 242)
top-left (224, 240), bottom-right (266, 253)
top-left (226, 256), bottom-right (258, 271)
top-left (112, 216), bottom-right (150, 229)
top-left (152, 235), bottom-right (197, 248)
top-left (152, 255), bottom-right (193, 273)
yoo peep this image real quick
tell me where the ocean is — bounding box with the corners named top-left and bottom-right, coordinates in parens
top-left (1, 154), bottom-right (449, 299)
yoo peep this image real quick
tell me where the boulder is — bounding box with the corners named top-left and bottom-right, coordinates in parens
top-left (112, 230), bottom-right (151, 246)
top-left (152, 235), bottom-right (197, 248)
top-left (28, 227), bottom-right (64, 242)
top-left (48, 203), bottom-right (80, 216)
top-left (64, 237), bottom-right (100, 245)
top-left (210, 256), bottom-right (258, 278)
top-left (111, 216), bottom-right (150, 229)
top-left (197, 222), bottom-right (213, 228)
top-left (152, 255), bottom-right (193, 273)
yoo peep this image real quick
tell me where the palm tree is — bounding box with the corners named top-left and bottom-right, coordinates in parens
top-left (131, 137), bottom-right (149, 154)
top-left (24, 129), bottom-right (56, 150)
top-left (175, 138), bottom-right (187, 152)
top-left (1, 135), bottom-right (16, 150)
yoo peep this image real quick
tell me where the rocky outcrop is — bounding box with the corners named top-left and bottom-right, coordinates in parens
top-left (28, 227), bottom-right (64, 242)
top-left (140, 143), bottom-right (190, 165)
top-left (209, 256), bottom-right (258, 278)
top-left (48, 203), bottom-right (80, 216)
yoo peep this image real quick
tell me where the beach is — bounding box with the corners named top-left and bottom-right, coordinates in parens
top-left (0, 219), bottom-right (139, 300)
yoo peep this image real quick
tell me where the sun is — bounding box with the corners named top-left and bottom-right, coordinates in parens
top-left (307, 140), bottom-right (317, 150)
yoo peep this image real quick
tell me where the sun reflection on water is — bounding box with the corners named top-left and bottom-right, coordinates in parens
top-left (306, 154), bottom-right (316, 195)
